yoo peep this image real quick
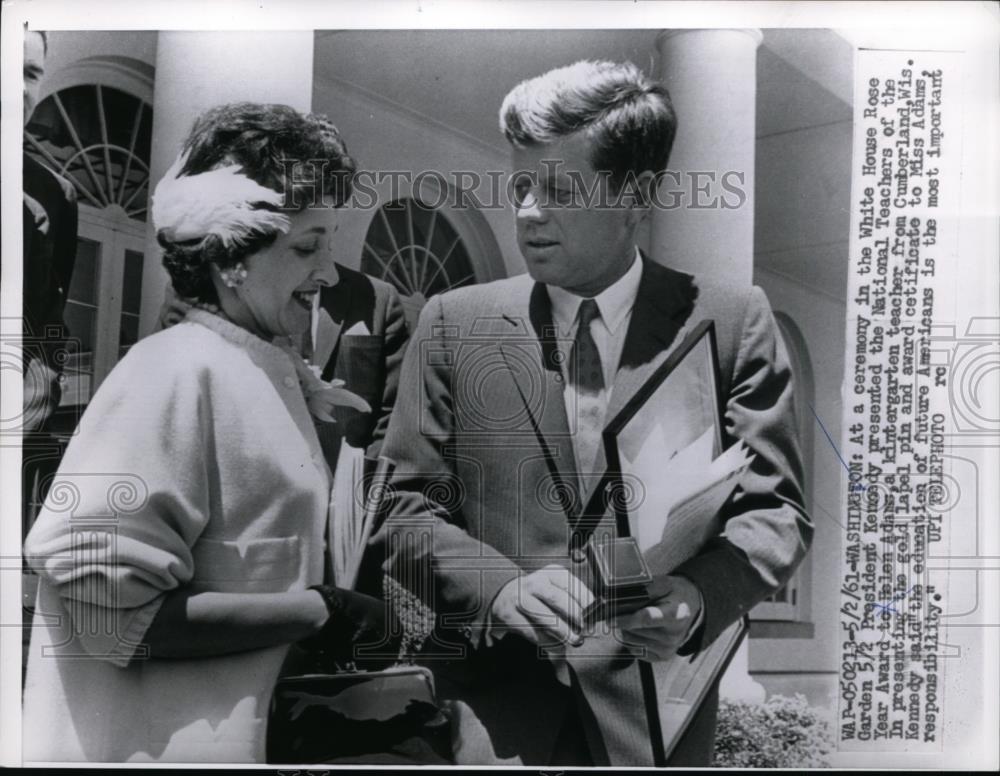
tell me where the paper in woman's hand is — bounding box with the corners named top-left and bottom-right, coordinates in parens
top-left (332, 454), bottom-right (397, 590)
top-left (330, 443), bottom-right (367, 587)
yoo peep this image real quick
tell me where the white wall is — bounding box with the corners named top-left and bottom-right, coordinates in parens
top-left (753, 268), bottom-right (846, 697)
top-left (311, 75), bottom-right (524, 279)
top-left (749, 117), bottom-right (853, 707)
top-left (42, 31), bottom-right (157, 101)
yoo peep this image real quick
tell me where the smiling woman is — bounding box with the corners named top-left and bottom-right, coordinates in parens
top-left (22, 103), bottom-right (393, 764)
top-left (213, 209), bottom-right (341, 340)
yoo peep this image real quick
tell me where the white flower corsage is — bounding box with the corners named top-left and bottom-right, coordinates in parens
top-left (279, 345), bottom-right (371, 422)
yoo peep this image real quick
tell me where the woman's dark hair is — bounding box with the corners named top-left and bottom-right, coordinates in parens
top-left (159, 102), bottom-right (356, 303)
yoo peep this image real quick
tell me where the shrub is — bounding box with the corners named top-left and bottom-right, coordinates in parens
top-left (713, 693), bottom-right (834, 767)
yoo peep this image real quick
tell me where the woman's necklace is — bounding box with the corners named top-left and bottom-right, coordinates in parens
top-left (192, 301), bottom-right (226, 318)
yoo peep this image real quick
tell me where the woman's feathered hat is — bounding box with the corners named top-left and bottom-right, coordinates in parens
top-left (151, 150), bottom-right (291, 247)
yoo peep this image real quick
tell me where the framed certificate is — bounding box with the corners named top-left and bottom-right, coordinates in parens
top-left (595, 320), bottom-right (749, 764)
top-left (603, 319), bottom-right (726, 535)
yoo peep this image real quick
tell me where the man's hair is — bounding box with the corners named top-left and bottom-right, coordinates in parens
top-left (499, 60), bottom-right (677, 189)
top-left (160, 102), bottom-right (356, 302)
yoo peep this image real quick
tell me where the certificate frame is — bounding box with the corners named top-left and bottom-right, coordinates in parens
top-left (596, 319), bottom-right (748, 764)
top-left (603, 319), bottom-right (727, 521)
top-left (575, 320), bottom-right (728, 532)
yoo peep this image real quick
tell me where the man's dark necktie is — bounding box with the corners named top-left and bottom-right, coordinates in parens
top-left (572, 299), bottom-right (604, 394)
top-left (570, 299), bottom-right (606, 473)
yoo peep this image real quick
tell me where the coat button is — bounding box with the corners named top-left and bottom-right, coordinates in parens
top-left (283, 375), bottom-right (297, 388)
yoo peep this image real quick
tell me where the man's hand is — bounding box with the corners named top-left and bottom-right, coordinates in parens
top-left (490, 564), bottom-right (595, 649)
top-left (23, 359), bottom-right (61, 432)
top-left (614, 575), bottom-right (703, 661)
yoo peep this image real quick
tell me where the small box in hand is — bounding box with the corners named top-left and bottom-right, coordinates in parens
top-left (583, 535), bottom-right (654, 627)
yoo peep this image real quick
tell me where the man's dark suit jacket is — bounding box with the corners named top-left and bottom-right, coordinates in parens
top-left (22, 153), bottom-right (78, 374)
top-left (314, 263), bottom-right (409, 466)
top-left (368, 254), bottom-right (812, 766)
top-left (21, 155), bottom-right (79, 535)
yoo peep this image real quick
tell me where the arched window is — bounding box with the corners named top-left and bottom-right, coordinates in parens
top-left (24, 84), bottom-right (152, 406)
top-left (25, 84), bottom-right (152, 220)
top-left (361, 197), bottom-right (494, 329)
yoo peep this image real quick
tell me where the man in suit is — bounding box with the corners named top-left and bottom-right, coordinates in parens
top-left (22, 30), bottom-right (78, 432)
top-left (311, 262), bottom-right (409, 468)
top-left (368, 60), bottom-right (811, 766)
top-left (22, 30), bottom-right (80, 541)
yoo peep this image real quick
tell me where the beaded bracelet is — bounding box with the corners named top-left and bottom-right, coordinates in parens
top-left (383, 573), bottom-right (435, 663)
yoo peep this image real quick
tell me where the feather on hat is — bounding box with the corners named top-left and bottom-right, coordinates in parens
top-left (151, 151), bottom-right (291, 248)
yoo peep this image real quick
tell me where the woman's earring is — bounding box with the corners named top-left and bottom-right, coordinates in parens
top-left (219, 262), bottom-right (248, 288)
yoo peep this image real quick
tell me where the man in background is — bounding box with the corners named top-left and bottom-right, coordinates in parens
top-left (22, 29), bottom-right (78, 432)
top-left (21, 30), bottom-right (79, 539)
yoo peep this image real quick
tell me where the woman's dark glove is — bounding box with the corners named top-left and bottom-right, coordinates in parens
top-left (301, 585), bottom-right (398, 662)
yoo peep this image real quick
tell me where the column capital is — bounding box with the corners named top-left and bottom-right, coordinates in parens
top-left (655, 28), bottom-right (764, 49)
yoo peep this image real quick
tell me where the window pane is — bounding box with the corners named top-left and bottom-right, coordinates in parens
top-left (118, 313), bottom-right (139, 358)
top-left (63, 302), bottom-right (96, 353)
top-left (25, 85), bottom-right (152, 221)
top-left (361, 198), bottom-right (477, 324)
top-left (121, 249), bottom-right (144, 315)
top-left (68, 238), bottom-right (100, 304)
top-left (59, 238), bottom-right (99, 406)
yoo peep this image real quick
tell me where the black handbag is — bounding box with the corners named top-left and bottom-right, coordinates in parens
top-left (266, 574), bottom-right (452, 765)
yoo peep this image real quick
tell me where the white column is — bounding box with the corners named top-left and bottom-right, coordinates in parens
top-left (653, 28), bottom-right (769, 705)
top-left (139, 31), bottom-right (314, 336)
top-left (650, 29), bottom-right (762, 286)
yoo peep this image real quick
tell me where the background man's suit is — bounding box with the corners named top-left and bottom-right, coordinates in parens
top-left (21, 154), bottom-right (79, 536)
top-left (302, 263), bottom-right (409, 467)
top-left (22, 153), bottom-right (78, 377)
top-left (369, 254), bottom-right (811, 765)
